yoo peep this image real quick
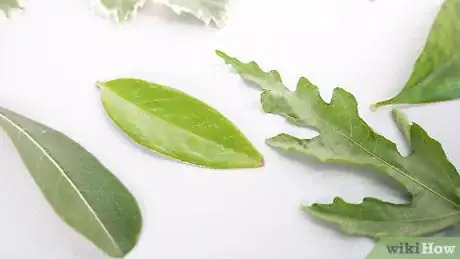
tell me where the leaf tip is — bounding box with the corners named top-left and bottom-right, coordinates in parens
top-left (257, 156), bottom-right (265, 167)
top-left (370, 103), bottom-right (379, 111)
top-left (372, 101), bottom-right (389, 110)
top-left (373, 96), bottom-right (399, 109)
top-left (215, 49), bottom-right (230, 61)
top-left (247, 152), bottom-right (265, 168)
top-left (391, 109), bottom-right (401, 119)
top-left (301, 204), bottom-right (312, 212)
top-left (95, 81), bottom-right (106, 89)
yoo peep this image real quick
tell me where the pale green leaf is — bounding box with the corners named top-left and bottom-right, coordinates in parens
top-left (0, 0), bottom-right (21, 17)
top-left (95, 0), bottom-right (146, 22)
top-left (94, 0), bottom-right (229, 26)
top-left (375, 0), bottom-right (460, 107)
top-left (97, 78), bottom-right (263, 169)
top-left (0, 107), bottom-right (142, 257)
top-left (152, 0), bottom-right (229, 27)
top-left (217, 50), bottom-right (460, 237)
top-left (391, 109), bottom-right (411, 144)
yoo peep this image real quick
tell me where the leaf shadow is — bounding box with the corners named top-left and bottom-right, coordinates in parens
top-left (140, 1), bottom-right (219, 28)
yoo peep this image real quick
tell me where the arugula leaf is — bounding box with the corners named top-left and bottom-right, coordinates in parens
top-left (217, 50), bottom-right (460, 237)
top-left (0, 0), bottom-right (21, 17)
top-left (152, 0), bottom-right (229, 27)
top-left (375, 0), bottom-right (460, 107)
top-left (0, 106), bottom-right (142, 257)
top-left (97, 78), bottom-right (263, 169)
top-left (96, 0), bottom-right (146, 21)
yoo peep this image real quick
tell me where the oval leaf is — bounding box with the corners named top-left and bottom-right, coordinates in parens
top-left (97, 78), bottom-right (263, 169)
top-left (0, 107), bottom-right (142, 257)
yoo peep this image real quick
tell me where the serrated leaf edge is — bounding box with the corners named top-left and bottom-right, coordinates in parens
top-left (90, 0), bottom-right (147, 22)
top-left (152, 0), bottom-right (229, 27)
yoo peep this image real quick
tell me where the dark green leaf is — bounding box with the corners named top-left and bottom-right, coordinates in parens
top-left (0, 107), bottom-right (142, 257)
top-left (97, 78), bottom-right (263, 169)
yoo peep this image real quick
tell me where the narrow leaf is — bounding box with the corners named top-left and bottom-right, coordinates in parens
top-left (218, 50), bottom-right (460, 237)
top-left (375, 0), bottom-right (460, 107)
top-left (0, 107), bottom-right (142, 257)
top-left (0, 0), bottom-right (21, 17)
top-left (152, 0), bottom-right (230, 27)
top-left (97, 78), bottom-right (263, 169)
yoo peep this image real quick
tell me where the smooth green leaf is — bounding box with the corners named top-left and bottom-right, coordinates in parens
top-left (0, 107), bottom-right (142, 257)
top-left (0, 0), bottom-right (21, 17)
top-left (96, 0), bottom-right (146, 21)
top-left (375, 0), bottom-right (460, 107)
top-left (217, 50), bottom-right (460, 237)
top-left (97, 78), bottom-right (263, 169)
top-left (152, 0), bottom-right (230, 27)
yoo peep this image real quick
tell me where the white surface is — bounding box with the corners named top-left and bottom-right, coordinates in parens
top-left (0, 0), bottom-right (457, 258)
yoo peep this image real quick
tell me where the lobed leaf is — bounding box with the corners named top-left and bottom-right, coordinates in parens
top-left (217, 50), bottom-right (460, 237)
top-left (97, 78), bottom-right (263, 169)
top-left (94, 0), bottom-right (229, 26)
top-left (0, 107), bottom-right (142, 257)
top-left (375, 0), bottom-right (460, 107)
top-left (152, 0), bottom-right (229, 27)
top-left (94, 0), bottom-right (146, 21)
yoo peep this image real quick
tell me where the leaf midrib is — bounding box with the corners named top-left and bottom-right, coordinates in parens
top-left (319, 209), bottom-right (460, 224)
top-left (289, 92), bottom-right (460, 209)
top-left (0, 111), bottom-right (122, 254)
top-left (103, 86), bottom-right (252, 159)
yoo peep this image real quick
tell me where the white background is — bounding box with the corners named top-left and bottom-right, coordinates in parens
top-left (0, 0), bottom-right (457, 258)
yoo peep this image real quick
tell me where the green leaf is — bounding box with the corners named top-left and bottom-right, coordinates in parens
top-left (0, 107), bottom-right (142, 257)
top-left (391, 109), bottom-right (411, 144)
top-left (95, 0), bottom-right (229, 26)
top-left (152, 0), bottom-right (230, 27)
top-left (375, 0), bottom-right (460, 107)
top-left (217, 50), bottom-right (460, 237)
top-left (96, 0), bottom-right (146, 22)
top-left (0, 0), bottom-right (21, 17)
top-left (97, 78), bottom-right (263, 169)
